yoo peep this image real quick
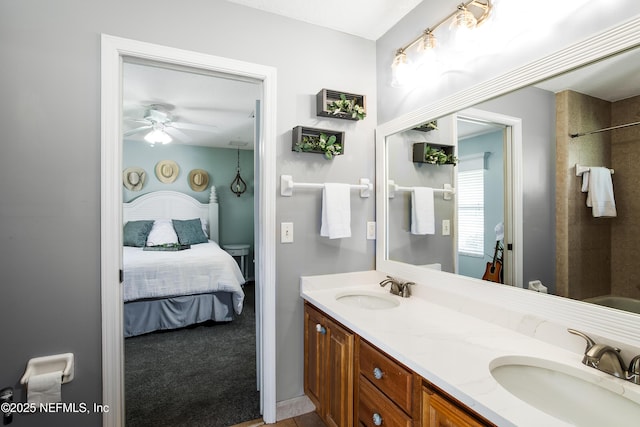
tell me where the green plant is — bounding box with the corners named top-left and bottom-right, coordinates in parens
top-left (327, 94), bottom-right (366, 120)
top-left (413, 121), bottom-right (438, 131)
top-left (424, 145), bottom-right (457, 165)
top-left (294, 133), bottom-right (343, 159)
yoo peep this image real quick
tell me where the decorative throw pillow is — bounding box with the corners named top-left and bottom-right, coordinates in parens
top-left (146, 219), bottom-right (179, 246)
top-left (172, 218), bottom-right (209, 245)
top-left (123, 220), bottom-right (154, 247)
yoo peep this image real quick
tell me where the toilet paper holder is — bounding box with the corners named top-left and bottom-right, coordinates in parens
top-left (20, 353), bottom-right (74, 385)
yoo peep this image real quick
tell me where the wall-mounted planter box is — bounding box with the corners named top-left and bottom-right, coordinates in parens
top-left (292, 126), bottom-right (345, 158)
top-left (412, 142), bottom-right (456, 165)
top-left (316, 89), bottom-right (366, 121)
top-left (412, 120), bottom-right (438, 132)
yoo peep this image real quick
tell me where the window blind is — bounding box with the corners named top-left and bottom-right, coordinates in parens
top-left (458, 169), bottom-right (484, 256)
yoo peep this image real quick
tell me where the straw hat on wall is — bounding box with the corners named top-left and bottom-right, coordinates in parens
top-left (155, 160), bottom-right (179, 183)
top-left (189, 169), bottom-right (209, 192)
top-left (123, 167), bottom-right (146, 191)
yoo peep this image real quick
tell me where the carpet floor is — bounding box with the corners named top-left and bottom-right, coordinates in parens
top-left (125, 283), bottom-right (260, 427)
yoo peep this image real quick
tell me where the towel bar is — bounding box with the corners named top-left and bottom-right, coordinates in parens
top-left (387, 180), bottom-right (455, 200)
top-left (280, 175), bottom-right (372, 198)
top-left (575, 164), bottom-right (614, 176)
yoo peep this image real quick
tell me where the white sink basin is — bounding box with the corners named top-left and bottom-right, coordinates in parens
top-left (335, 291), bottom-right (400, 309)
top-left (490, 356), bottom-right (640, 426)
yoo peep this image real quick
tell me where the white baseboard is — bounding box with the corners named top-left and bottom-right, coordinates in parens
top-left (275, 395), bottom-right (315, 421)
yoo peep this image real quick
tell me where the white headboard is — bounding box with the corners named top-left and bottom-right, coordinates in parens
top-left (123, 190), bottom-right (219, 243)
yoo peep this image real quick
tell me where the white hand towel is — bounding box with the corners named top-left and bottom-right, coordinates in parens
top-left (581, 171), bottom-right (589, 192)
top-left (321, 183), bottom-right (351, 239)
top-left (586, 167), bottom-right (617, 217)
top-left (411, 187), bottom-right (435, 235)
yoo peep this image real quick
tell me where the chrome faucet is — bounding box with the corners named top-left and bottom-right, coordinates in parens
top-left (379, 276), bottom-right (414, 298)
top-left (628, 355), bottom-right (640, 385)
top-left (568, 329), bottom-right (640, 384)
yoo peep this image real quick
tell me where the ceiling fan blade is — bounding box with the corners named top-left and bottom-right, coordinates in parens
top-left (124, 118), bottom-right (152, 125)
top-left (165, 127), bottom-right (193, 143)
top-left (171, 121), bottom-right (219, 133)
top-left (123, 125), bottom-right (151, 136)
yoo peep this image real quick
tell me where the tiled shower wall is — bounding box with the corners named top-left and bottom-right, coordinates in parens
top-left (611, 95), bottom-right (640, 298)
top-left (556, 90), bottom-right (640, 300)
top-left (556, 90), bottom-right (611, 300)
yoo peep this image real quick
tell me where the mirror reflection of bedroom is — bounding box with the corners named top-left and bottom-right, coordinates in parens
top-left (121, 59), bottom-right (262, 427)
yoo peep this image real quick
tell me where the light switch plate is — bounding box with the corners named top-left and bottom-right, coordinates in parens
top-left (367, 221), bottom-right (376, 240)
top-left (281, 222), bottom-right (294, 243)
top-left (442, 219), bottom-right (451, 236)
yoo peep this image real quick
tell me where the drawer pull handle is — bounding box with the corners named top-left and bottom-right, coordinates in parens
top-left (315, 324), bottom-right (326, 335)
top-left (373, 367), bottom-right (384, 380)
top-left (372, 413), bottom-right (383, 426)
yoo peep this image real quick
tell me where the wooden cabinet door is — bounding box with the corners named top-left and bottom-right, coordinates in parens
top-left (304, 304), bottom-right (325, 411)
top-left (422, 387), bottom-right (487, 427)
top-left (324, 317), bottom-right (355, 427)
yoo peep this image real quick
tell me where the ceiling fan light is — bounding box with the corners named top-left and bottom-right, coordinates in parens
top-left (144, 129), bottom-right (172, 144)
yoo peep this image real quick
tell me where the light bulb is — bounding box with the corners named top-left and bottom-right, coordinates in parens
top-left (454, 7), bottom-right (477, 30)
top-left (391, 50), bottom-right (413, 87)
top-left (144, 128), bottom-right (172, 144)
top-left (451, 6), bottom-right (478, 46)
top-left (415, 32), bottom-right (442, 81)
top-left (418, 31), bottom-right (437, 52)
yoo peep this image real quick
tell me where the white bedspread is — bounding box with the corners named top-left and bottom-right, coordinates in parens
top-left (123, 241), bottom-right (245, 314)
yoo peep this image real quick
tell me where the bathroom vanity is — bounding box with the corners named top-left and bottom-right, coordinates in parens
top-left (301, 270), bottom-right (640, 427)
top-left (305, 300), bottom-right (492, 427)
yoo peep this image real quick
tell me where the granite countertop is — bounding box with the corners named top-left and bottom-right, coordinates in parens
top-left (300, 270), bottom-right (640, 427)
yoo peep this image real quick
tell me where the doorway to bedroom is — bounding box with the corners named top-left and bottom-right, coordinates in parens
top-left (121, 58), bottom-right (262, 426)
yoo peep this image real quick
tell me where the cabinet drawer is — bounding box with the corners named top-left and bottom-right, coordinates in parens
top-left (358, 376), bottom-right (412, 427)
top-left (359, 339), bottom-right (413, 414)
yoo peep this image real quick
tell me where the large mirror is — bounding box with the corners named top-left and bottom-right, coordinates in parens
top-left (377, 26), bottom-right (640, 317)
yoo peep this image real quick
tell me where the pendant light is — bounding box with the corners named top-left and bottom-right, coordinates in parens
top-left (230, 148), bottom-right (247, 197)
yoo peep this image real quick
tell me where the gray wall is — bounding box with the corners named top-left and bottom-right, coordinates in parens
top-left (0, 1), bottom-right (375, 425)
top-left (475, 87), bottom-right (557, 292)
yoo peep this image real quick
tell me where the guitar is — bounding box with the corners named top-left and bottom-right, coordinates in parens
top-left (482, 241), bottom-right (503, 283)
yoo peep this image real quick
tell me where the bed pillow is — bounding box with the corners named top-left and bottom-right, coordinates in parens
top-left (172, 218), bottom-right (209, 245)
top-left (201, 218), bottom-right (209, 238)
top-left (123, 220), bottom-right (154, 247)
top-left (146, 219), bottom-right (179, 246)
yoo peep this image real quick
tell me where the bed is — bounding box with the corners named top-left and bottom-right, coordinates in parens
top-left (122, 190), bottom-right (245, 337)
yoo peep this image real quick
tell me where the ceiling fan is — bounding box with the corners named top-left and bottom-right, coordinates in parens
top-left (123, 104), bottom-right (218, 144)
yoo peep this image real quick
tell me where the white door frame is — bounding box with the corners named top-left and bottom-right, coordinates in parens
top-left (456, 108), bottom-right (523, 287)
top-left (100, 34), bottom-right (277, 426)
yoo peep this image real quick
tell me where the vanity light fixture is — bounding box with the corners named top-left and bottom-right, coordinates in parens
top-left (391, 0), bottom-right (492, 86)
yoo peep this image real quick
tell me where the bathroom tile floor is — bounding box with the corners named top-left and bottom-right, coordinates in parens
top-left (230, 411), bottom-right (326, 427)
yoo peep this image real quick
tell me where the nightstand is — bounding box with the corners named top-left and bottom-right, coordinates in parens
top-left (223, 244), bottom-right (250, 279)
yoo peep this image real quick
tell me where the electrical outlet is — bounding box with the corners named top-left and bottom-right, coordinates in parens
top-left (442, 219), bottom-right (450, 236)
top-left (366, 221), bottom-right (376, 240)
top-left (281, 222), bottom-right (293, 243)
